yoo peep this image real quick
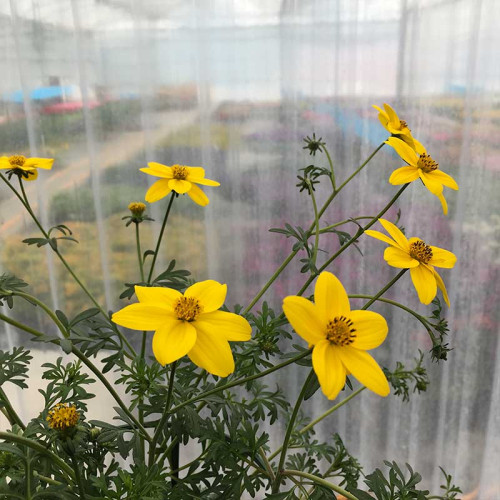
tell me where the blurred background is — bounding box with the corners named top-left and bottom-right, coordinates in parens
top-left (0, 0), bottom-right (499, 498)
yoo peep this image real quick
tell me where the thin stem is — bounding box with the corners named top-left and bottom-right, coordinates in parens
top-left (272, 370), bottom-right (316, 493)
top-left (167, 350), bottom-right (311, 416)
top-left (288, 474), bottom-right (311, 498)
top-left (149, 361), bottom-right (177, 466)
top-left (33, 471), bottom-right (63, 486)
top-left (258, 447), bottom-right (276, 482)
top-left (361, 269), bottom-right (408, 310)
top-left (308, 181), bottom-right (320, 269)
top-left (0, 431), bottom-right (75, 479)
top-left (9, 175), bottom-right (136, 359)
top-left (242, 143), bottom-right (385, 313)
top-left (318, 216), bottom-right (374, 234)
top-left (282, 470), bottom-right (358, 500)
top-left (323, 145), bottom-right (336, 191)
top-left (299, 387), bottom-right (365, 437)
top-left (135, 222), bottom-right (145, 282)
top-left (147, 192), bottom-right (175, 283)
top-left (0, 312), bottom-right (151, 442)
top-left (0, 387), bottom-right (25, 430)
top-left (296, 184), bottom-right (409, 297)
top-left (70, 451), bottom-right (86, 499)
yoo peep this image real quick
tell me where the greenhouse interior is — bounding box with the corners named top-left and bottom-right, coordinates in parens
top-left (0, 0), bottom-right (498, 499)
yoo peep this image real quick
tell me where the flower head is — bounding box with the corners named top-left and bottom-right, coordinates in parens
top-left (282, 272), bottom-right (390, 400)
top-left (303, 133), bottom-right (326, 156)
top-left (386, 137), bottom-right (458, 215)
top-left (112, 280), bottom-right (251, 377)
top-left (0, 154), bottom-right (53, 181)
top-left (128, 202), bottom-right (146, 217)
top-left (47, 403), bottom-right (80, 431)
top-left (365, 218), bottom-right (457, 306)
top-left (140, 162), bottom-right (219, 206)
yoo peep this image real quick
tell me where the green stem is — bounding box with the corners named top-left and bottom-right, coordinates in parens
top-left (282, 470), bottom-right (358, 500)
top-left (318, 216), bottom-right (374, 234)
top-left (298, 386), bottom-right (365, 437)
top-left (323, 145), bottom-right (336, 191)
top-left (272, 370), bottom-right (316, 493)
top-left (70, 451), bottom-right (86, 499)
top-left (135, 222), bottom-right (145, 283)
top-left (6, 175), bottom-right (136, 359)
top-left (0, 313), bottom-right (151, 442)
top-left (242, 143), bottom-right (385, 314)
top-left (259, 446), bottom-right (276, 482)
top-left (33, 471), bottom-right (63, 486)
top-left (361, 269), bottom-right (408, 310)
top-left (296, 184), bottom-right (409, 297)
top-left (167, 350), bottom-right (311, 416)
top-left (308, 181), bottom-right (320, 270)
top-left (0, 431), bottom-right (75, 480)
top-left (0, 387), bottom-right (25, 430)
top-left (147, 192), bottom-right (175, 283)
top-left (149, 361), bottom-right (177, 466)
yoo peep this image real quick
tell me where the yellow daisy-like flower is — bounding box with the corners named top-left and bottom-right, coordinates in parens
top-left (140, 162), bottom-right (220, 206)
top-left (365, 219), bottom-right (457, 307)
top-left (386, 137), bottom-right (458, 215)
top-left (47, 403), bottom-right (80, 430)
top-left (112, 280), bottom-right (251, 377)
top-left (0, 154), bottom-right (53, 181)
top-left (282, 272), bottom-right (390, 401)
top-left (372, 103), bottom-right (424, 152)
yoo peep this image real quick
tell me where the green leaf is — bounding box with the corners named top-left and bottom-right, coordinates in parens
top-left (59, 338), bottom-right (73, 354)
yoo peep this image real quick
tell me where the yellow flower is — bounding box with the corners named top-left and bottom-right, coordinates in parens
top-left (112, 281), bottom-right (251, 377)
top-left (282, 272), bottom-right (389, 400)
top-left (372, 103), bottom-right (424, 152)
top-left (47, 403), bottom-right (80, 430)
top-left (0, 154), bottom-right (53, 181)
top-left (128, 201), bottom-right (146, 216)
top-left (386, 137), bottom-right (458, 215)
top-left (140, 163), bottom-right (220, 206)
top-left (365, 219), bottom-right (456, 306)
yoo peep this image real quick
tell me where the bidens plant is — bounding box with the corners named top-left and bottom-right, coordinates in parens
top-left (0, 104), bottom-right (462, 500)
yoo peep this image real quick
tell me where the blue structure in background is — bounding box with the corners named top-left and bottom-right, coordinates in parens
top-left (2, 86), bottom-right (76, 103)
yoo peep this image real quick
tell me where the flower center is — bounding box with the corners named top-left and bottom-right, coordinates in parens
top-left (9, 155), bottom-right (26, 167)
top-left (174, 296), bottom-right (203, 321)
top-left (399, 120), bottom-right (410, 131)
top-left (172, 165), bottom-right (188, 180)
top-left (47, 403), bottom-right (80, 430)
top-left (326, 316), bottom-right (356, 346)
top-left (417, 153), bottom-right (438, 173)
top-left (409, 240), bottom-right (433, 264)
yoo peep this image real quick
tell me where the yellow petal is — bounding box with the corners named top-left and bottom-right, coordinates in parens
top-left (379, 219), bottom-right (410, 251)
top-left (365, 229), bottom-right (401, 249)
top-left (195, 310), bottom-right (251, 341)
top-left (339, 347), bottom-right (390, 397)
top-left (112, 303), bottom-right (174, 331)
top-left (349, 310), bottom-right (388, 350)
top-left (410, 265), bottom-right (437, 305)
top-left (412, 138), bottom-right (427, 155)
top-left (314, 272), bottom-right (350, 322)
top-left (0, 157), bottom-right (11, 169)
top-left (372, 104), bottom-right (389, 121)
top-left (184, 280), bottom-right (227, 312)
top-left (152, 320), bottom-right (197, 365)
top-left (147, 162), bottom-right (173, 176)
top-left (23, 169), bottom-right (38, 181)
top-left (188, 176), bottom-right (220, 187)
top-left (135, 286), bottom-right (182, 308)
top-left (437, 192), bottom-right (448, 215)
top-left (312, 340), bottom-right (347, 400)
top-left (383, 103), bottom-right (400, 128)
top-left (433, 270), bottom-right (450, 307)
top-left (419, 170), bottom-right (443, 195)
top-left (168, 179), bottom-right (191, 194)
top-left (386, 137), bottom-right (418, 166)
top-left (428, 170), bottom-right (458, 190)
top-left (383, 246), bottom-right (419, 268)
top-left (185, 166), bottom-right (205, 178)
top-left (429, 247), bottom-right (456, 268)
top-left (145, 179), bottom-right (171, 203)
top-left (282, 296), bottom-right (326, 346)
top-left (188, 327), bottom-right (235, 377)
top-left (23, 157), bottom-right (54, 170)
top-left (187, 184), bottom-right (210, 206)
top-left (140, 167), bottom-right (173, 179)
top-left (389, 166), bottom-right (420, 185)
